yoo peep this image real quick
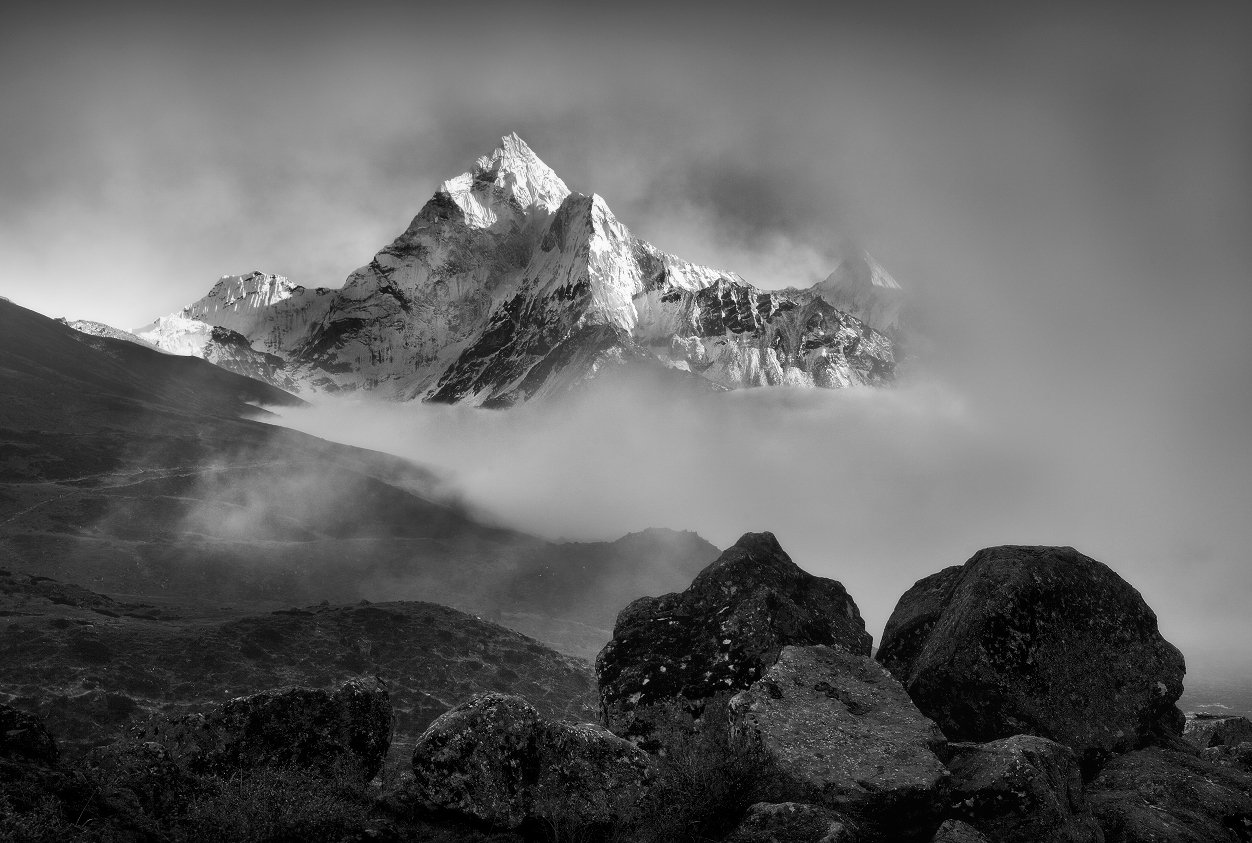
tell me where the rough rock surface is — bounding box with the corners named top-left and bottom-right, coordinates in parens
top-left (1087, 747), bottom-right (1252, 842)
top-left (729, 644), bottom-right (948, 831)
top-left (1201, 743), bottom-right (1252, 773)
top-left (944, 735), bottom-right (1103, 843)
top-left (1185, 713), bottom-right (1252, 749)
top-left (0, 703), bottom-right (59, 766)
top-left (161, 679), bottom-right (391, 779)
top-left (931, 819), bottom-right (992, 843)
top-left (724, 801), bottom-right (862, 843)
top-left (597, 532), bottom-right (871, 743)
top-left (409, 692), bottom-right (650, 831)
top-left (0, 571), bottom-right (599, 756)
top-left (877, 546), bottom-right (1186, 769)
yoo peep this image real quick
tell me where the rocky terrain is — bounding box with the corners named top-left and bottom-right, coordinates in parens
top-left (0, 568), bottom-right (596, 761)
top-left (5, 532), bottom-right (1249, 842)
top-left (133, 134), bottom-right (900, 403)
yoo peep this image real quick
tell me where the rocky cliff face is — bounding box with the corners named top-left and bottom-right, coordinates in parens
top-left (135, 134), bottom-right (898, 403)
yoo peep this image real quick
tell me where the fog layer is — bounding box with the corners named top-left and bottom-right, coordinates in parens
top-left (274, 366), bottom-right (1252, 677)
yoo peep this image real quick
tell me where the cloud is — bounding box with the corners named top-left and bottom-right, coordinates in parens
top-left (259, 379), bottom-right (1018, 640)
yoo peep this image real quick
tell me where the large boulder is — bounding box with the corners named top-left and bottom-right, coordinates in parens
top-left (1087, 747), bottom-right (1252, 842)
top-left (944, 735), bottom-right (1103, 843)
top-left (729, 644), bottom-right (948, 836)
top-left (1184, 713), bottom-right (1252, 749)
top-left (724, 801), bottom-right (863, 843)
top-left (160, 678), bottom-right (391, 779)
top-left (877, 546), bottom-right (1185, 770)
top-left (597, 532), bottom-right (871, 743)
top-left (409, 692), bottom-right (651, 832)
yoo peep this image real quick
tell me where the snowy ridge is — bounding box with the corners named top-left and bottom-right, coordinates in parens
top-left (59, 319), bottom-right (160, 350)
top-left (135, 134), bottom-right (901, 403)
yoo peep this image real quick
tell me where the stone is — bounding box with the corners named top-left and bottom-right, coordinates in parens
top-left (724, 801), bottom-right (862, 843)
top-left (945, 735), bottom-right (1103, 843)
top-left (1087, 747), bottom-right (1252, 842)
top-left (931, 819), bottom-right (992, 843)
top-left (729, 644), bottom-right (948, 834)
top-left (409, 692), bottom-right (651, 831)
top-left (877, 566), bottom-right (963, 680)
top-left (597, 532), bottom-right (871, 744)
top-left (0, 703), bottom-right (59, 766)
top-left (877, 546), bottom-right (1186, 770)
top-left (1184, 713), bottom-right (1252, 749)
top-left (1203, 742), bottom-right (1252, 772)
top-left (162, 678), bottom-right (391, 779)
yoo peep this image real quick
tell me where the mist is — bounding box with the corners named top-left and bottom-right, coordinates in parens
top-left (270, 359), bottom-right (1252, 680)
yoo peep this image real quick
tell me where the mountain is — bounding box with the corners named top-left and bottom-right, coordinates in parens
top-left (816, 250), bottom-right (906, 334)
top-left (0, 297), bottom-right (717, 657)
top-left (135, 133), bottom-right (898, 404)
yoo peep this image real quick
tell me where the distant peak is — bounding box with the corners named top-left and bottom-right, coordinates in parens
top-left (817, 250), bottom-right (904, 332)
top-left (826, 251), bottom-right (902, 292)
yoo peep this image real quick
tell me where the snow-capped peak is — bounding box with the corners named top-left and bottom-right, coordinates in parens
top-left (134, 134), bottom-right (902, 404)
top-left (438, 132), bottom-right (571, 229)
top-left (182, 271), bottom-right (300, 327)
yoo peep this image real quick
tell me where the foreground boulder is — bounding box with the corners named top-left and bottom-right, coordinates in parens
top-left (877, 546), bottom-right (1185, 769)
top-left (724, 801), bottom-right (863, 842)
top-left (597, 532), bottom-right (871, 743)
top-left (729, 644), bottom-right (948, 835)
top-left (410, 692), bottom-right (650, 832)
top-left (945, 735), bottom-right (1103, 842)
top-left (1087, 747), bottom-right (1252, 842)
top-left (159, 679), bottom-right (391, 779)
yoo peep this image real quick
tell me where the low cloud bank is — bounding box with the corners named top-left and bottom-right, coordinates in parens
top-left (270, 367), bottom-right (1252, 679)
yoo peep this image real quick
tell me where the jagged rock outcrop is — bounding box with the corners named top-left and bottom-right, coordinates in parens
top-left (944, 735), bottom-right (1103, 843)
top-left (596, 532), bottom-right (871, 744)
top-left (877, 546), bottom-right (1186, 771)
top-left (1184, 713), bottom-right (1252, 749)
top-left (160, 679), bottom-right (391, 779)
top-left (724, 801), bottom-right (863, 843)
top-left (135, 134), bottom-right (898, 403)
top-left (408, 692), bottom-right (650, 831)
top-left (1087, 748), bottom-right (1252, 842)
top-left (729, 645), bottom-right (949, 835)
top-left (1185, 715), bottom-right (1252, 772)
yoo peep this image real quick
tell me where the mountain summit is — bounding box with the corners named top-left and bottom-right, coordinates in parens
top-left (135, 134), bottom-right (899, 404)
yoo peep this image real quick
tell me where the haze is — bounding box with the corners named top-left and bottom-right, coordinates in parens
top-left (2, 2), bottom-right (1250, 676)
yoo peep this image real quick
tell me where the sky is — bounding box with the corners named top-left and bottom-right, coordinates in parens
top-left (2, 2), bottom-right (1251, 673)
